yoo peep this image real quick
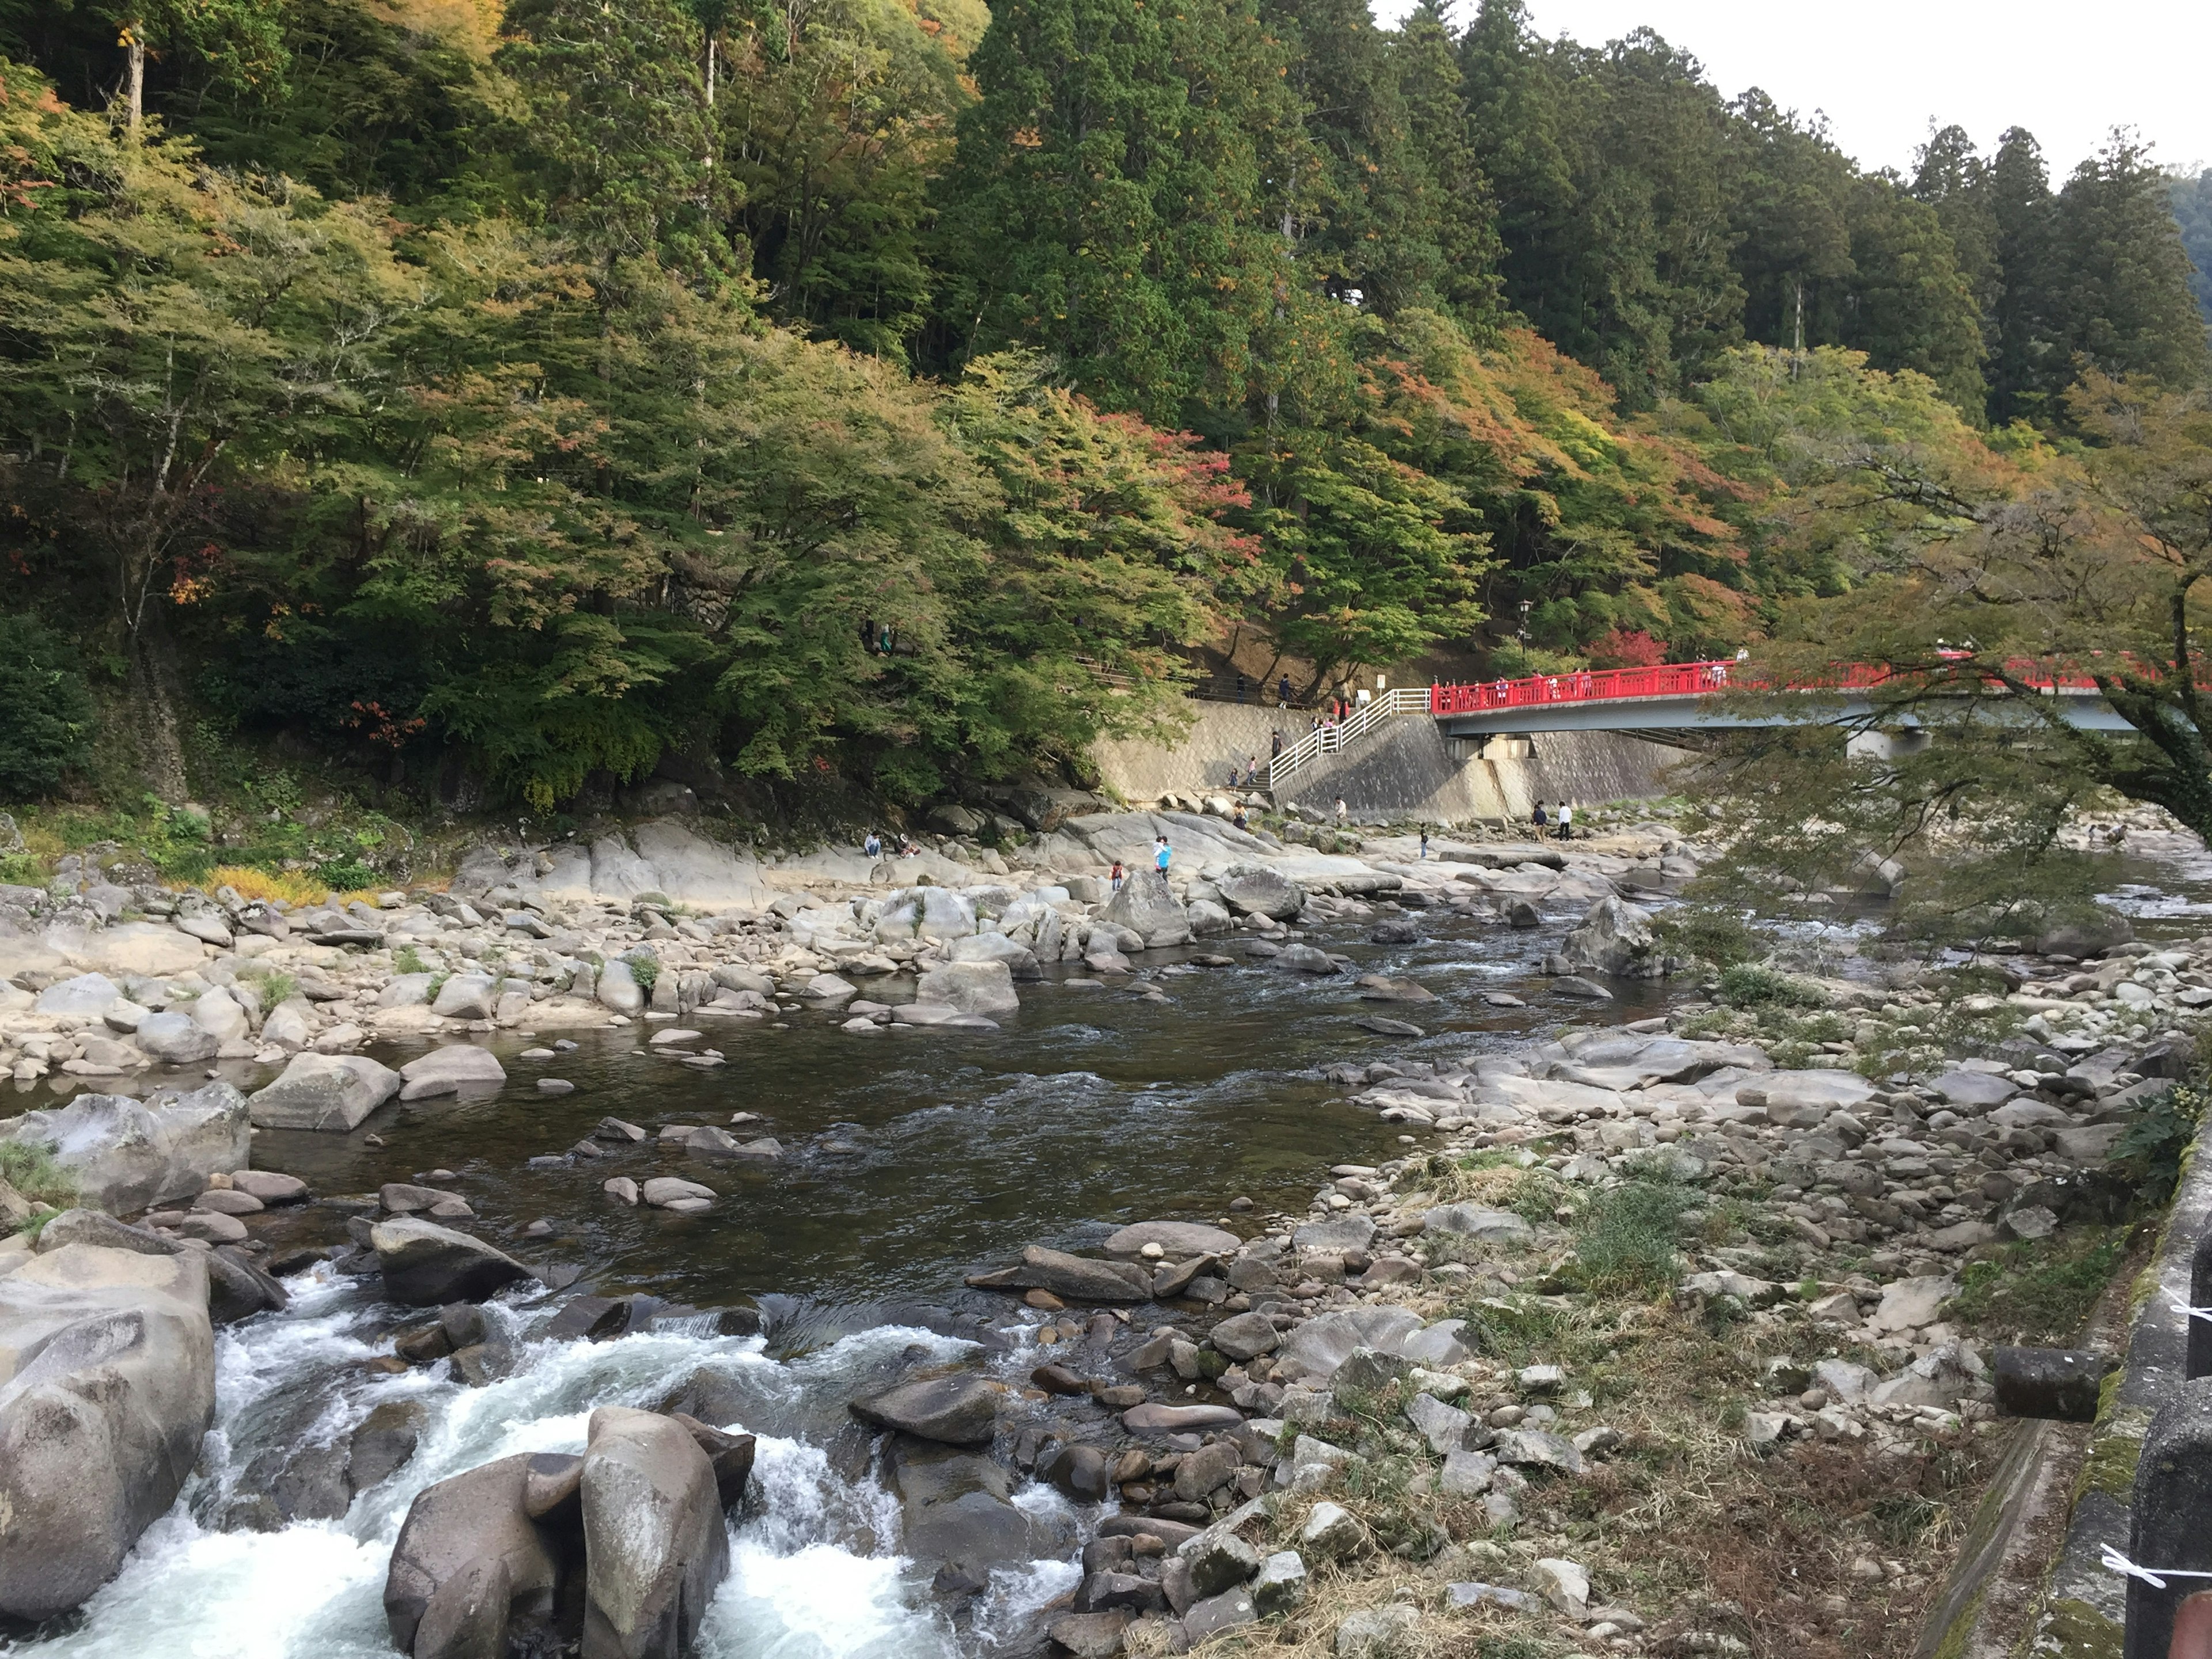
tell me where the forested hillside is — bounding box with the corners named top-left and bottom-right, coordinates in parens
top-left (1, 0), bottom-right (2205, 820)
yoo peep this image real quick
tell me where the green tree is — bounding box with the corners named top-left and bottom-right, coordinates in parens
top-left (932, 0), bottom-right (1306, 424)
top-left (2175, 169), bottom-right (2212, 329)
top-left (0, 615), bottom-right (96, 798)
top-left (2044, 134), bottom-right (2210, 393)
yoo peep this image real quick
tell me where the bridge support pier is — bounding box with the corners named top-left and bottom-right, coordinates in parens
top-left (1847, 727), bottom-right (1930, 762)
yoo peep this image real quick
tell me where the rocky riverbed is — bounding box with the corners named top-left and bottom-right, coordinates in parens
top-left (0, 801), bottom-right (2205, 1658)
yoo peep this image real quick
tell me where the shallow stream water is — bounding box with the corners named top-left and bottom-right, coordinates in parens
top-left (5, 842), bottom-right (2205, 1659)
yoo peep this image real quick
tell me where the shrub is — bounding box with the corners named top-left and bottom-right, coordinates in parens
top-left (0, 616), bottom-right (96, 798)
top-left (624, 951), bottom-right (661, 995)
top-left (315, 856), bottom-right (378, 892)
top-left (208, 865), bottom-right (328, 904)
top-left (1717, 963), bottom-right (1825, 1009)
top-left (1653, 906), bottom-right (1760, 968)
top-left (241, 967), bottom-right (298, 1009)
top-left (2108, 1082), bottom-right (2208, 1206)
top-left (0, 1138), bottom-right (79, 1220)
top-left (1573, 1174), bottom-right (1695, 1296)
top-left (393, 944), bottom-right (429, 975)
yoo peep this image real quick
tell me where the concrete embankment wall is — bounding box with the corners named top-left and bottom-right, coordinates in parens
top-left (1090, 701), bottom-right (1692, 823)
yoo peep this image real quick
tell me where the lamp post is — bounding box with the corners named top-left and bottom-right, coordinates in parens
top-left (1517, 600), bottom-right (1532, 677)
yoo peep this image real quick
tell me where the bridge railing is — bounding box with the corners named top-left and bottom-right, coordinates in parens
top-left (1427, 656), bottom-right (2112, 717)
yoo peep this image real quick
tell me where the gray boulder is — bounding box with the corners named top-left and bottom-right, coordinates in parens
top-left (1559, 896), bottom-right (1669, 979)
top-left (385, 1453), bottom-right (561, 1658)
top-left (1103, 1219), bottom-right (1242, 1257)
top-left (913, 960), bottom-right (1020, 1017)
top-left (1101, 868), bottom-right (1191, 948)
top-left (1215, 865), bottom-right (1305, 921)
top-left (965, 1245), bottom-right (1154, 1303)
top-left (1274, 943), bottom-right (1339, 974)
top-left (889, 1441), bottom-right (1077, 1583)
top-left (596, 959), bottom-right (644, 1016)
top-left (430, 974), bottom-right (497, 1021)
top-left (34, 973), bottom-right (121, 1017)
top-left (134, 1011), bottom-right (221, 1065)
top-left (1275, 1306), bottom-right (1427, 1384)
top-left (249, 1052), bottom-right (401, 1131)
top-left (399, 1045), bottom-right (507, 1101)
top-left (1422, 1205), bottom-right (1532, 1244)
top-left (371, 1218), bottom-right (535, 1306)
top-left (0, 1243), bottom-right (216, 1620)
top-left (2034, 910), bottom-right (2133, 958)
top-left (873, 887), bottom-right (979, 944)
top-left (581, 1407), bottom-right (730, 1659)
top-left (849, 1373), bottom-right (1001, 1445)
top-left (944, 933), bottom-right (1042, 979)
top-left (0, 1082), bottom-right (249, 1213)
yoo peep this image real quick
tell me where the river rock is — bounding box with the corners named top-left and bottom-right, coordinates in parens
top-left (1275, 943), bottom-right (1339, 974)
top-left (581, 1406), bottom-right (730, 1659)
top-left (230, 1170), bottom-right (310, 1205)
top-left (874, 887), bottom-right (979, 943)
top-left (641, 1178), bottom-right (715, 1212)
top-left (0, 1082), bottom-right (250, 1213)
top-left (851, 1373), bottom-right (1002, 1445)
top-left (385, 1453), bottom-right (560, 1659)
top-left (1747, 1069), bottom-right (1876, 1123)
top-left (399, 1044), bottom-right (507, 1101)
top-left (1101, 868), bottom-right (1191, 948)
top-left (888, 1440), bottom-right (1077, 1584)
top-left (1559, 896), bottom-right (1668, 978)
top-left (965, 1245), bottom-right (1154, 1303)
top-left (1291, 1214), bottom-right (1376, 1254)
top-left (34, 972), bottom-right (122, 1017)
top-left (596, 959), bottom-right (644, 1016)
top-left (913, 960), bottom-right (1020, 1017)
top-left (0, 1244), bottom-right (216, 1620)
top-left (134, 1010), bottom-right (222, 1064)
top-left (1274, 1306), bottom-right (1427, 1385)
top-left (261, 1000), bottom-right (314, 1050)
top-left (1215, 865), bottom-right (1305, 921)
top-left (1103, 1220), bottom-right (1242, 1258)
top-left (1120, 1402), bottom-right (1244, 1434)
top-left (945, 933), bottom-right (1042, 979)
top-left (190, 984), bottom-right (252, 1043)
top-left (1209, 1310), bottom-right (1283, 1361)
top-left (1422, 1204), bottom-right (1532, 1243)
top-left (371, 1218), bottom-right (535, 1305)
top-left (249, 1052), bottom-right (403, 1131)
top-left (2034, 911), bottom-right (2133, 957)
top-left (1930, 1069), bottom-right (2017, 1111)
top-left (430, 974), bottom-right (498, 1021)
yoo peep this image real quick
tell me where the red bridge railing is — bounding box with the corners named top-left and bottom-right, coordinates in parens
top-left (1428, 657), bottom-right (2108, 716)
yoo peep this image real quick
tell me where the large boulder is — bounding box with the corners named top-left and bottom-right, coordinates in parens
top-left (385, 1453), bottom-right (563, 1658)
top-left (0, 1243), bottom-right (216, 1620)
top-left (1103, 1220), bottom-right (1242, 1258)
top-left (596, 960), bottom-right (644, 1016)
top-left (874, 887), bottom-right (979, 943)
top-left (1558, 896), bottom-right (1669, 979)
top-left (1101, 868), bottom-right (1191, 948)
top-left (913, 960), bottom-right (1020, 1017)
top-left (1214, 865), bottom-right (1305, 921)
top-left (1274, 1307), bottom-right (1427, 1385)
top-left (249, 1052), bottom-right (402, 1131)
top-left (190, 985), bottom-right (251, 1043)
top-left (34, 973), bottom-right (122, 1017)
top-left (888, 1440), bottom-right (1077, 1583)
top-left (0, 1082), bottom-right (250, 1213)
top-left (430, 974), bottom-right (497, 1021)
top-left (944, 933), bottom-right (1042, 980)
top-left (965, 1245), bottom-right (1154, 1303)
top-left (134, 1010), bottom-right (221, 1065)
top-left (2034, 910), bottom-right (2133, 959)
top-left (399, 1045), bottom-right (507, 1101)
top-left (371, 1218), bottom-right (535, 1306)
top-left (581, 1407), bottom-right (730, 1659)
top-left (850, 1373), bottom-right (1001, 1446)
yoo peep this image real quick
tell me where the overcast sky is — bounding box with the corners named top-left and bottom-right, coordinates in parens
top-left (1371, 0), bottom-right (2212, 180)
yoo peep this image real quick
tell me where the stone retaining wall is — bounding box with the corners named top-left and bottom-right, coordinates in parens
top-left (1090, 702), bottom-right (1691, 821)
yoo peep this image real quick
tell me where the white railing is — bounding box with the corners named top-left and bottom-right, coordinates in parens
top-left (1267, 687), bottom-right (1430, 788)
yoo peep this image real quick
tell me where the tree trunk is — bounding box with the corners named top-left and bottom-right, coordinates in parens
top-left (125, 31), bottom-right (143, 136)
top-left (128, 634), bottom-right (191, 805)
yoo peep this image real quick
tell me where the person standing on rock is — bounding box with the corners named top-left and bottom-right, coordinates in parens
top-left (1154, 836), bottom-right (1172, 874)
top-left (1555, 802), bottom-right (1573, 840)
top-left (1419, 826), bottom-right (1430, 860)
top-left (1335, 796), bottom-right (1348, 827)
top-left (1110, 859), bottom-right (1124, 893)
top-left (1532, 800), bottom-right (1549, 831)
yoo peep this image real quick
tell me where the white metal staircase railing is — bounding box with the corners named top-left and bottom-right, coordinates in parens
top-left (1266, 687), bottom-right (1429, 789)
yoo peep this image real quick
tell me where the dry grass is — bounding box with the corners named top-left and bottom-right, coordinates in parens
top-left (206, 865), bottom-right (331, 904)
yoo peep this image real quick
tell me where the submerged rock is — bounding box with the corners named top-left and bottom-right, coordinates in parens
top-left (0, 1244), bottom-right (216, 1620)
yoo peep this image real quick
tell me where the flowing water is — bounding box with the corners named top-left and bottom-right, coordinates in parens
top-left (37, 841), bottom-right (2212, 1659)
